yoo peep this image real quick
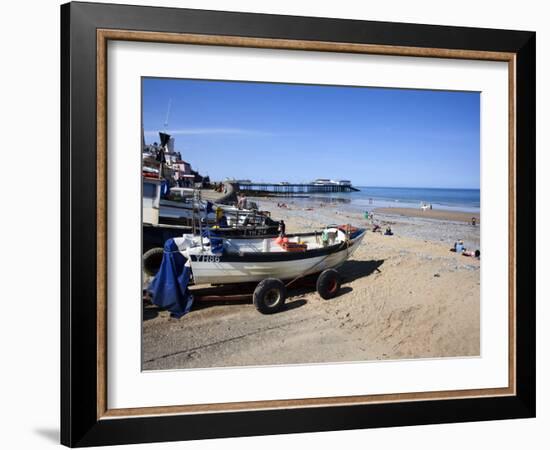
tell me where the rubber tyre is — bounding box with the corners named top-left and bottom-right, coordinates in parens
top-left (253, 278), bottom-right (287, 314)
top-left (143, 247), bottom-right (164, 276)
top-left (316, 269), bottom-right (341, 299)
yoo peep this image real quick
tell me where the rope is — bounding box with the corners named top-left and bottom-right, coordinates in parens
top-left (285, 226), bottom-right (350, 289)
top-left (284, 252), bottom-right (334, 289)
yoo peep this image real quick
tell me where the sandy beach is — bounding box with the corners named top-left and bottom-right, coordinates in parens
top-left (375, 207), bottom-right (479, 223)
top-left (143, 195), bottom-right (480, 370)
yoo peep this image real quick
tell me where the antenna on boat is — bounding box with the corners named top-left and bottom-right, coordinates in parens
top-left (194, 189), bottom-right (204, 250)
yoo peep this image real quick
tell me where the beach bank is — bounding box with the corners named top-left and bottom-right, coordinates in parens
top-left (374, 207), bottom-right (479, 223)
top-left (252, 197), bottom-right (480, 251)
top-left (143, 195), bottom-right (480, 370)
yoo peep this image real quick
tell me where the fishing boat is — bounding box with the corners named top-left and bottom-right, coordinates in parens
top-left (185, 226), bottom-right (365, 285)
top-left (159, 197), bottom-right (267, 227)
top-left (148, 225), bottom-right (366, 316)
top-left (143, 177), bottom-right (280, 275)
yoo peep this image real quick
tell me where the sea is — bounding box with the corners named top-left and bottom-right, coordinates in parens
top-left (306, 186), bottom-right (480, 213)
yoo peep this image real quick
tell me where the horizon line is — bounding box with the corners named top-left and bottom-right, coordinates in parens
top-left (355, 185), bottom-right (480, 190)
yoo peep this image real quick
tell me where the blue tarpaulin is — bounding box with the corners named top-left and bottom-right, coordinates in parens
top-left (148, 238), bottom-right (194, 318)
top-left (160, 179), bottom-right (170, 198)
top-left (206, 201), bottom-right (214, 215)
top-left (210, 237), bottom-right (224, 254)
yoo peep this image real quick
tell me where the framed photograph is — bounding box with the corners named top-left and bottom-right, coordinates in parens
top-left (61, 1), bottom-right (535, 447)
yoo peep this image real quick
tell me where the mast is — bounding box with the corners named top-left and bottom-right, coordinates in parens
top-left (163, 98), bottom-right (172, 132)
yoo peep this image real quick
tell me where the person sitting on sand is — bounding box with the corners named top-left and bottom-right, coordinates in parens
top-left (471, 217), bottom-right (477, 226)
top-left (455, 240), bottom-right (465, 253)
top-left (372, 224), bottom-right (381, 233)
top-left (384, 226), bottom-right (394, 236)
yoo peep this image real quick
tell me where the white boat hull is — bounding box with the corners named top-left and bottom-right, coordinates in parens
top-left (160, 199), bottom-right (258, 226)
top-left (188, 231), bottom-right (365, 285)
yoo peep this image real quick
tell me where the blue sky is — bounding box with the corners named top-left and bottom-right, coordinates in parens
top-left (142, 78), bottom-right (480, 189)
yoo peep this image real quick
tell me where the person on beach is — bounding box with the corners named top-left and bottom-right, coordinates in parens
top-left (215, 207), bottom-right (228, 228)
top-left (471, 217), bottom-right (477, 226)
top-left (217, 214), bottom-right (228, 228)
top-left (278, 220), bottom-right (286, 238)
top-left (237, 193), bottom-right (248, 210)
top-left (155, 147), bottom-right (166, 164)
top-left (384, 226), bottom-right (393, 236)
top-left (155, 147), bottom-right (166, 177)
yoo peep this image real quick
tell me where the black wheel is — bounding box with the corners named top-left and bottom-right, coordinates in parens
top-left (253, 278), bottom-right (287, 314)
top-left (316, 269), bottom-right (341, 299)
top-left (143, 247), bottom-right (164, 276)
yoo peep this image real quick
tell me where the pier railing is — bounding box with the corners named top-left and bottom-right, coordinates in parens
top-left (233, 183), bottom-right (359, 195)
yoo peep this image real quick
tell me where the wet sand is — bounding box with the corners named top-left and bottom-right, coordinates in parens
top-left (375, 207), bottom-right (479, 223)
top-left (143, 196), bottom-right (480, 370)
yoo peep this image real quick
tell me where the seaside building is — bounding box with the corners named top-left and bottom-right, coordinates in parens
top-left (225, 178), bottom-right (252, 184)
top-left (142, 177), bottom-right (161, 225)
top-left (141, 132), bottom-right (213, 188)
top-left (172, 160), bottom-right (196, 187)
top-left (313, 178), bottom-right (352, 186)
top-left (167, 136), bottom-right (175, 153)
top-left (313, 178), bottom-right (331, 185)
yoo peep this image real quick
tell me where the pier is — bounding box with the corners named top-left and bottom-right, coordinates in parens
top-left (232, 182), bottom-right (359, 196)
